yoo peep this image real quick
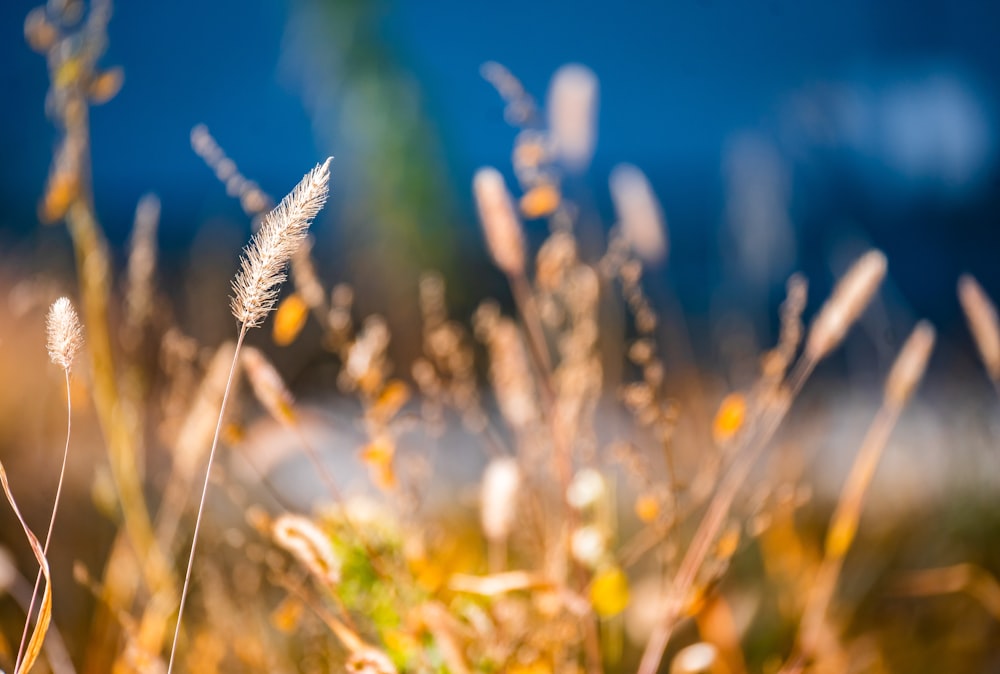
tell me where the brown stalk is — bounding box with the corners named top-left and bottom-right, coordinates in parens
top-left (638, 250), bottom-right (888, 674)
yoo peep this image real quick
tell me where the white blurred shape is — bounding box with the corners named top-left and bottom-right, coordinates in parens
top-left (878, 75), bottom-right (992, 189)
top-left (610, 163), bottom-right (668, 264)
top-left (547, 64), bottom-right (599, 172)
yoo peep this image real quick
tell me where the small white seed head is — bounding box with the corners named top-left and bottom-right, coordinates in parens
top-left (670, 642), bottom-right (720, 674)
top-left (566, 468), bottom-right (606, 510)
top-left (46, 297), bottom-right (82, 371)
top-left (570, 525), bottom-right (606, 568)
top-left (480, 456), bottom-right (520, 542)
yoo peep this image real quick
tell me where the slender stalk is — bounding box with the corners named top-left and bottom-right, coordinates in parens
top-left (791, 404), bottom-right (900, 667)
top-left (166, 325), bottom-right (247, 674)
top-left (637, 357), bottom-right (816, 674)
top-left (15, 371), bottom-right (74, 673)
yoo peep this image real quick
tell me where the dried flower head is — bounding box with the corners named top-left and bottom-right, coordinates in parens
top-left (231, 158), bottom-right (331, 328)
top-left (473, 167), bottom-right (525, 276)
top-left (884, 321), bottom-right (936, 408)
top-left (46, 297), bottom-right (82, 371)
top-left (480, 456), bottom-right (521, 542)
top-left (805, 250), bottom-right (887, 361)
top-left (610, 164), bottom-right (668, 264)
top-left (547, 63), bottom-right (599, 172)
top-left (271, 514), bottom-right (340, 587)
top-left (958, 274), bottom-right (1000, 381)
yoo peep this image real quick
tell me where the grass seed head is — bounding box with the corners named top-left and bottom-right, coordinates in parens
top-left (958, 274), bottom-right (1000, 381)
top-left (805, 250), bottom-right (887, 361)
top-left (610, 163), bottom-right (668, 264)
top-left (46, 296), bottom-right (82, 372)
top-left (885, 321), bottom-right (936, 408)
top-left (473, 167), bottom-right (525, 276)
top-left (231, 158), bottom-right (331, 328)
top-left (547, 63), bottom-right (599, 172)
top-left (480, 456), bottom-right (520, 542)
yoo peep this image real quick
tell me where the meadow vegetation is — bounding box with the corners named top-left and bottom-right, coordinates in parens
top-left (3, 2), bottom-right (1000, 673)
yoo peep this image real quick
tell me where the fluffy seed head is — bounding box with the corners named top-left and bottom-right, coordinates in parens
top-left (610, 163), bottom-right (668, 264)
top-left (46, 297), bottom-right (82, 371)
top-left (473, 167), bottom-right (525, 276)
top-left (480, 456), bottom-right (520, 542)
top-left (231, 158), bottom-right (331, 328)
top-left (805, 250), bottom-right (887, 361)
top-left (547, 64), bottom-right (599, 172)
top-left (884, 321), bottom-right (935, 408)
top-left (958, 274), bottom-right (1000, 381)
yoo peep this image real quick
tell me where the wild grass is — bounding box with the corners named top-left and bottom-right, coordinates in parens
top-left (3, 1), bottom-right (1000, 673)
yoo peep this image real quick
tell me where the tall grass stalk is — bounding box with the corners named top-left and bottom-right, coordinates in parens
top-left (166, 158), bottom-right (330, 674)
top-left (791, 322), bottom-right (935, 669)
top-left (15, 298), bottom-right (82, 674)
top-left (638, 250), bottom-right (887, 674)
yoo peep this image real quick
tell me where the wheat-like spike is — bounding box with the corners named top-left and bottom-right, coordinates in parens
top-left (45, 297), bottom-right (82, 371)
top-left (884, 321), bottom-right (936, 408)
top-left (958, 274), bottom-right (1000, 381)
top-left (805, 250), bottom-right (887, 361)
top-left (231, 158), bottom-right (332, 328)
top-left (473, 167), bottom-right (525, 276)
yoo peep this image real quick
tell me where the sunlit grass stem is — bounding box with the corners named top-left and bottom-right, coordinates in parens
top-left (638, 250), bottom-right (887, 674)
top-left (166, 158), bottom-right (330, 674)
top-left (165, 325), bottom-right (245, 674)
top-left (15, 370), bottom-right (73, 674)
top-left (16, 298), bottom-right (82, 673)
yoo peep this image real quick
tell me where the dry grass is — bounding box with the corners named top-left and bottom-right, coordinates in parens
top-left (2, 2), bottom-right (999, 674)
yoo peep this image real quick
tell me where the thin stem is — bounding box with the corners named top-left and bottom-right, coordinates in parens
top-left (166, 325), bottom-right (247, 674)
top-left (792, 403), bottom-right (901, 667)
top-left (637, 356), bottom-right (817, 674)
top-left (15, 370), bottom-right (73, 674)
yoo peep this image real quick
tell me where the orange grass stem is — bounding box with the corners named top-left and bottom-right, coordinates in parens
top-left (793, 403), bottom-right (901, 666)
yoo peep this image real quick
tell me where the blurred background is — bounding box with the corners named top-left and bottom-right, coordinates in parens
top-left (1, 2), bottom-right (1000, 671)
top-left (1, 0), bottom-right (999, 347)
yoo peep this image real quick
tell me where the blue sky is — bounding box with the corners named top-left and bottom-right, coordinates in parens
top-left (2, 0), bottom-right (999, 326)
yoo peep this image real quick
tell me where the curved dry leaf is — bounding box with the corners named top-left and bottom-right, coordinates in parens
top-left (0, 461), bottom-right (52, 674)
